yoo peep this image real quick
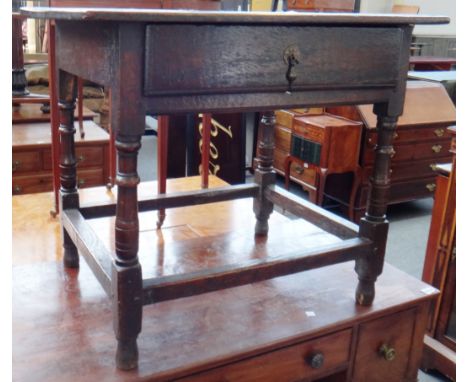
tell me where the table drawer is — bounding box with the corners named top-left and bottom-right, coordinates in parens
top-left (12, 151), bottom-right (42, 173)
top-left (365, 125), bottom-right (451, 146)
top-left (363, 140), bottom-right (452, 165)
top-left (76, 168), bottom-right (105, 189)
top-left (12, 173), bottom-right (52, 195)
top-left (145, 24), bottom-right (401, 97)
top-left (292, 122), bottom-right (325, 144)
top-left (43, 146), bottom-right (104, 170)
top-left (274, 149), bottom-right (317, 187)
top-left (178, 329), bottom-right (352, 382)
top-left (352, 309), bottom-right (417, 382)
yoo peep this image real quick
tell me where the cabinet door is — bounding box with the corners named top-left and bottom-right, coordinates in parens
top-left (352, 309), bottom-right (417, 382)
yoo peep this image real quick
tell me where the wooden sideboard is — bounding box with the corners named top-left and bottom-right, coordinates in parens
top-left (12, 121), bottom-right (109, 195)
top-left (325, 81), bottom-right (456, 222)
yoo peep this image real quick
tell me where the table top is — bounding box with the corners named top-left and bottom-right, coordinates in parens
top-left (21, 7), bottom-right (449, 25)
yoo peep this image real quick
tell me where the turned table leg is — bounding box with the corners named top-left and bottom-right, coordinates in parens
top-left (58, 70), bottom-right (79, 268)
top-left (157, 115), bottom-right (168, 229)
top-left (113, 135), bottom-right (143, 370)
top-left (355, 111), bottom-right (398, 306)
top-left (253, 111), bottom-right (275, 236)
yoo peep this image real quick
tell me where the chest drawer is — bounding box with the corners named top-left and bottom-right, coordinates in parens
top-left (12, 151), bottom-right (42, 173)
top-left (365, 125), bottom-right (451, 146)
top-left (275, 124), bottom-right (292, 152)
top-left (363, 140), bottom-right (452, 165)
top-left (274, 149), bottom-right (317, 187)
top-left (43, 145), bottom-right (104, 170)
top-left (177, 329), bottom-right (352, 382)
top-left (352, 309), bottom-right (417, 382)
top-left (12, 173), bottom-right (52, 195)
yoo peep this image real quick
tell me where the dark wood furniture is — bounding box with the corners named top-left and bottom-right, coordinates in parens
top-left (326, 81), bottom-right (456, 222)
top-left (283, 113), bottom-right (362, 220)
top-left (21, 6), bottom-right (448, 370)
top-left (12, 121), bottom-right (110, 195)
top-left (420, 126), bottom-right (456, 380)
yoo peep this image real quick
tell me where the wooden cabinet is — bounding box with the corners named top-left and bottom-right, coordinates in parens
top-left (420, 127), bottom-right (456, 380)
top-left (12, 121), bottom-right (109, 195)
top-left (325, 81), bottom-right (455, 222)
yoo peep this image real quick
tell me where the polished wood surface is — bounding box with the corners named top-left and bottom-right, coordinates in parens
top-left (19, 7), bottom-right (447, 369)
top-left (13, 181), bottom-right (437, 381)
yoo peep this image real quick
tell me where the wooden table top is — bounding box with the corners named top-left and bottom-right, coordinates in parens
top-left (21, 7), bottom-right (449, 25)
top-left (13, 177), bottom-right (438, 381)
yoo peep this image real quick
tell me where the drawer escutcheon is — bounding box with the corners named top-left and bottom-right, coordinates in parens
top-left (307, 352), bottom-right (325, 369)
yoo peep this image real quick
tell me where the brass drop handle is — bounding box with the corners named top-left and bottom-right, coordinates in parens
top-left (307, 352), bottom-right (324, 369)
top-left (429, 163), bottom-right (437, 171)
top-left (12, 160), bottom-right (21, 172)
top-left (283, 45), bottom-right (300, 93)
top-left (426, 183), bottom-right (436, 192)
top-left (293, 165), bottom-right (305, 175)
top-left (434, 128), bottom-right (445, 137)
top-left (379, 344), bottom-right (396, 361)
top-left (13, 185), bottom-right (22, 194)
top-left (432, 145), bottom-right (442, 153)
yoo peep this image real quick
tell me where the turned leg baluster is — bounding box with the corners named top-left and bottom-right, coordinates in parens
top-left (253, 111), bottom-right (276, 236)
top-left (355, 112), bottom-right (398, 306)
top-left (113, 136), bottom-right (143, 370)
top-left (58, 70), bottom-right (79, 268)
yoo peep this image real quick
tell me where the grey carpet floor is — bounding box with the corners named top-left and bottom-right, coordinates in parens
top-left (139, 134), bottom-right (451, 382)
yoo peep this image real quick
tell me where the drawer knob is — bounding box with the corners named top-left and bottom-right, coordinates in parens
top-left (78, 155), bottom-right (85, 163)
top-left (432, 144), bottom-right (442, 153)
top-left (379, 344), bottom-right (396, 361)
top-left (307, 352), bottom-right (324, 369)
top-left (429, 163), bottom-right (437, 171)
top-left (426, 183), bottom-right (436, 192)
top-left (434, 128), bottom-right (445, 137)
top-left (12, 160), bottom-right (21, 172)
top-left (392, 132), bottom-right (399, 140)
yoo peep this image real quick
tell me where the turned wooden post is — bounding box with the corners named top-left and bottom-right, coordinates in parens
top-left (12, 14), bottom-right (28, 97)
top-left (58, 70), bottom-right (79, 268)
top-left (355, 111), bottom-right (398, 305)
top-left (113, 136), bottom-right (143, 370)
top-left (157, 115), bottom-right (169, 229)
top-left (253, 111), bottom-right (276, 235)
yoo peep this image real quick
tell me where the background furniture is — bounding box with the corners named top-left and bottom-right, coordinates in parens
top-left (12, 176), bottom-right (439, 382)
top-left (22, 6), bottom-right (447, 370)
top-left (283, 113), bottom-right (362, 220)
top-left (13, 121), bottom-right (110, 195)
top-left (408, 71), bottom-right (456, 105)
top-left (420, 126), bottom-right (456, 381)
top-left (325, 81), bottom-right (455, 222)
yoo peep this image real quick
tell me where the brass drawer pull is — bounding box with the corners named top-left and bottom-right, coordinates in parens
top-left (12, 160), bottom-right (21, 172)
top-left (429, 163), bottom-right (437, 171)
top-left (426, 183), bottom-right (436, 192)
top-left (379, 344), bottom-right (396, 361)
top-left (293, 165), bottom-right (304, 175)
top-left (13, 185), bottom-right (22, 194)
top-left (432, 145), bottom-right (442, 153)
top-left (77, 155), bottom-right (85, 163)
top-left (307, 352), bottom-right (324, 369)
top-left (434, 128), bottom-right (445, 137)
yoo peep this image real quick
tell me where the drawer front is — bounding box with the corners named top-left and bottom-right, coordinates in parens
top-left (362, 156), bottom-right (453, 183)
top-left (275, 109), bottom-right (323, 129)
top-left (274, 124), bottom-right (292, 152)
top-left (12, 151), bottom-right (42, 173)
top-left (145, 25), bottom-right (401, 96)
top-left (12, 173), bottom-right (52, 195)
top-left (178, 329), bottom-right (352, 382)
top-left (352, 309), bottom-right (416, 382)
top-left (363, 140), bottom-right (452, 165)
top-left (288, 0), bottom-right (355, 11)
top-left (43, 146), bottom-right (104, 170)
top-left (365, 125), bottom-right (451, 146)
top-left (76, 168), bottom-right (105, 189)
top-left (293, 122), bottom-right (325, 144)
top-left (274, 149), bottom-right (317, 187)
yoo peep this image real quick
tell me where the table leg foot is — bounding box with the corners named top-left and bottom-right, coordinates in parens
top-left (355, 279), bottom-right (375, 306)
top-left (63, 230), bottom-right (79, 268)
top-left (116, 338), bottom-right (138, 370)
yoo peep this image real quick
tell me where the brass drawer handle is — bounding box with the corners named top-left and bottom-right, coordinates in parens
top-left (432, 145), bottom-right (442, 153)
top-left (307, 352), bottom-right (324, 369)
top-left (13, 185), bottom-right (22, 194)
top-left (77, 155), bottom-right (85, 163)
top-left (434, 128), bottom-right (445, 137)
top-left (379, 344), bottom-right (396, 361)
top-left (293, 165), bottom-right (304, 175)
top-left (426, 183), bottom-right (436, 192)
top-left (12, 160), bottom-right (21, 172)
top-left (429, 163), bottom-right (437, 171)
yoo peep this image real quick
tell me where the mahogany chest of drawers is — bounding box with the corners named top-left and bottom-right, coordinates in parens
top-left (12, 121), bottom-right (109, 195)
